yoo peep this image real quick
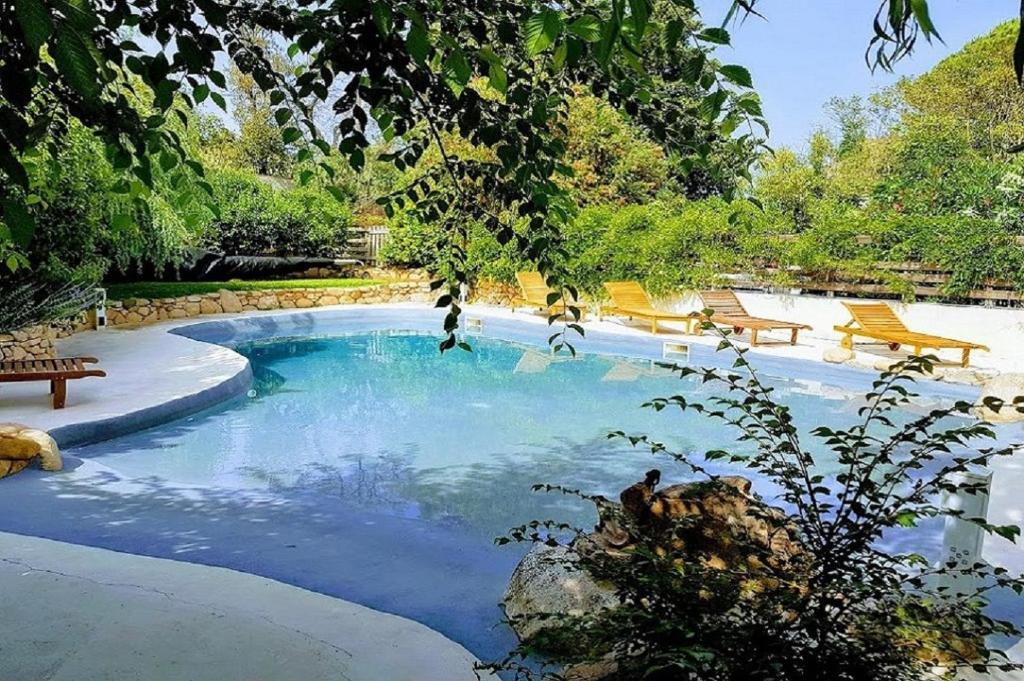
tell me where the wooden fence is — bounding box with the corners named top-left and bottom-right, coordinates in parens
top-left (344, 226), bottom-right (389, 265)
top-left (730, 261), bottom-right (1023, 306)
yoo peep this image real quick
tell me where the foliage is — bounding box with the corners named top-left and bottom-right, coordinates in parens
top-left (203, 168), bottom-right (352, 257)
top-left (104, 278), bottom-right (381, 302)
top-left (11, 117), bottom-right (205, 287)
top-left (6, 0), bottom-right (963, 348)
top-left (900, 21), bottom-right (1024, 156)
top-left (0, 277), bottom-right (102, 332)
top-left (490, 343), bottom-right (1024, 681)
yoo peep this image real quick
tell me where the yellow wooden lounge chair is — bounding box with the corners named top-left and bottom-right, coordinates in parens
top-left (833, 302), bottom-right (989, 368)
top-left (698, 289), bottom-right (811, 347)
top-left (602, 281), bottom-right (700, 334)
top-left (512, 271), bottom-right (582, 319)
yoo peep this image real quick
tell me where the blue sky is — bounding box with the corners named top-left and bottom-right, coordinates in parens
top-left (699, 0), bottom-right (1016, 149)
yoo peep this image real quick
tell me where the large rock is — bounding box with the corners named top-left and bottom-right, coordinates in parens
top-left (823, 347), bottom-right (854, 364)
top-left (219, 289), bottom-right (243, 313)
top-left (975, 373), bottom-right (1024, 424)
top-left (0, 423), bottom-right (62, 479)
top-left (503, 472), bottom-right (802, 648)
top-left (503, 544), bottom-right (617, 642)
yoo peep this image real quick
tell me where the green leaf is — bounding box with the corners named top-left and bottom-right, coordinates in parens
top-left (719, 64), bottom-right (753, 88)
top-left (158, 151), bottom-right (177, 172)
top-left (287, 42), bottom-right (301, 59)
top-left (14, 0), bottom-right (54, 52)
top-left (193, 83), bottom-right (210, 103)
top-left (274, 107), bottom-right (293, 125)
top-left (628, 0), bottom-right (650, 37)
top-left (406, 24), bottom-right (430, 64)
top-left (697, 27), bottom-right (731, 45)
top-left (525, 9), bottom-right (563, 56)
top-left (1, 198), bottom-right (35, 248)
top-left (51, 23), bottom-right (101, 99)
top-left (568, 15), bottom-right (601, 42)
top-left (488, 61), bottom-right (508, 94)
top-left (553, 42), bottom-right (568, 70)
top-left (909, 0), bottom-right (941, 41)
top-left (282, 127), bottom-right (302, 144)
top-left (663, 18), bottom-right (685, 50)
top-left (210, 91), bottom-right (227, 111)
top-left (443, 47), bottom-right (471, 95)
top-left (371, 2), bottom-right (393, 35)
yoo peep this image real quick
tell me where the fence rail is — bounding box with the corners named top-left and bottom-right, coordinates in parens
top-left (730, 261), bottom-right (1023, 306)
top-left (344, 226), bottom-right (389, 265)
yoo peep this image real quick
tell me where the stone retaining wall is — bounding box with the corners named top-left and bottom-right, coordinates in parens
top-left (1, 269), bottom-right (433, 360)
top-left (106, 278), bottom-right (433, 327)
top-left (0, 318), bottom-right (91, 362)
top-left (470, 279), bottom-right (517, 306)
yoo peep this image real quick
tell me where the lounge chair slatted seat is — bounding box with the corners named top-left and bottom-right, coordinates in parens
top-left (512, 271), bottom-right (583, 319)
top-left (833, 302), bottom-right (988, 368)
top-left (0, 356), bottom-right (106, 409)
top-left (698, 290), bottom-right (811, 346)
top-left (603, 281), bottom-right (700, 334)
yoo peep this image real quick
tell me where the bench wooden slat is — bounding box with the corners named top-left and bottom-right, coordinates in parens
top-left (698, 289), bottom-right (812, 346)
top-left (0, 356), bottom-right (106, 408)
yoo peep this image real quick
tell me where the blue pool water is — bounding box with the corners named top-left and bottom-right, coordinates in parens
top-left (1, 320), bottom-right (1021, 661)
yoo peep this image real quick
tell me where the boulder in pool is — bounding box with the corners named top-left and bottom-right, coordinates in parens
top-left (504, 544), bottom-right (617, 642)
top-left (503, 471), bottom-right (803, 647)
top-left (0, 423), bottom-right (62, 479)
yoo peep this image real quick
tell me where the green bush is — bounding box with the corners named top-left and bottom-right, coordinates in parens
top-left (205, 168), bottom-right (352, 257)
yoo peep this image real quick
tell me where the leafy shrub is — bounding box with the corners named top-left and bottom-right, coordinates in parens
top-left (491, 345), bottom-right (1024, 681)
top-left (0, 278), bottom-right (103, 333)
top-left (204, 168), bottom-right (352, 257)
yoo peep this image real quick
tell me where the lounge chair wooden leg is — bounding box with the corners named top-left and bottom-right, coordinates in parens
top-left (790, 328), bottom-right (798, 345)
top-left (913, 346), bottom-right (922, 357)
top-left (962, 348), bottom-right (970, 368)
top-left (651, 320), bottom-right (658, 334)
top-left (840, 334), bottom-right (853, 350)
top-left (750, 329), bottom-right (759, 346)
top-left (49, 379), bottom-right (55, 394)
top-left (52, 379), bottom-right (67, 410)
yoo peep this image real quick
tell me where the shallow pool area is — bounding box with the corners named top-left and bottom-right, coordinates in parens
top-left (2, 309), bottom-right (1022, 662)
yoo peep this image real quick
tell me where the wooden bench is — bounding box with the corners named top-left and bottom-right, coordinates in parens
top-left (603, 281), bottom-right (701, 334)
top-left (699, 289), bottom-right (812, 346)
top-left (0, 357), bottom-right (106, 409)
top-left (834, 302), bottom-right (988, 368)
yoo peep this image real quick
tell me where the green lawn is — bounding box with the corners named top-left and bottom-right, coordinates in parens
top-left (105, 278), bottom-right (384, 301)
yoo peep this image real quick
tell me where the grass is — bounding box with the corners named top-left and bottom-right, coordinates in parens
top-left (104, 278), bottom-right (384, 301)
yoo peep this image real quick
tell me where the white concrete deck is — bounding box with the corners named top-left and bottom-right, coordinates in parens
top-left (0, 532), bottom-right (491, 681)
top-left (0, 322), bottom-right (251, 444)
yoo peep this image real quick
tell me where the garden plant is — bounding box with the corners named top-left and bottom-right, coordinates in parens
top-left (489, 332), bottom-right (1024, 681)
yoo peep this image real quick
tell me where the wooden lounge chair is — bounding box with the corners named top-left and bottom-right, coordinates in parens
top-left (0, 357), bottom-right (106, 409)
top-left (512, 271), bottom-right (583, 319)
top-left (834, 302), bottom-right (988, 368)
top-left (602, 281), bottom-right (700, 334)
top-left (698, 289), bottom-right (812, 347)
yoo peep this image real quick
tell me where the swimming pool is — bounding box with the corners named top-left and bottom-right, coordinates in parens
top-left (1, 309), bottom-right (1021, 661)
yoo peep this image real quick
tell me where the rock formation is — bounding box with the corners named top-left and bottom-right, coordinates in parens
top-left (504, 470), bottom-right (802, 646)
top-left (0, 424), bottom-right (62, 479)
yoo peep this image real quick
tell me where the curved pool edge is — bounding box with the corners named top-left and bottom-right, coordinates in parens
top-left (49, 362), bottom-right (253, 449)
top-left (0, 531), bottom-right (495, 681)
top-left (2, 303), bottom-right (985, 452)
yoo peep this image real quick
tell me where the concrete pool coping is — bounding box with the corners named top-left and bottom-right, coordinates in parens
top-left (0, 531), bottom-right (493, 681)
